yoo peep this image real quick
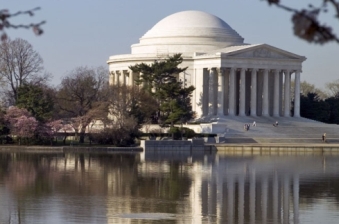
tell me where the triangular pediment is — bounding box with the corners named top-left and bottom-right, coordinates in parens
top-left (218, 44), bottom-right (305, 60)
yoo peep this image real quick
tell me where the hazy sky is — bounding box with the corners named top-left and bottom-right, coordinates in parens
top-left (3, 0), bottom-right (338, 89)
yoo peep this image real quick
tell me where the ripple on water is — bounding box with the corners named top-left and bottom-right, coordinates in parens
top-left (118, 213), bottom-right (176, 220)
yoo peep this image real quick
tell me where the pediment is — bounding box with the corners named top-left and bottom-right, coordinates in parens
top-left (222, 44), bottom-right (305, 60)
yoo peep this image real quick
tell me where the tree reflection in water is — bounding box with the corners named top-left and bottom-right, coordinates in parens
top-left (0, 152), bottom-right (339, 223)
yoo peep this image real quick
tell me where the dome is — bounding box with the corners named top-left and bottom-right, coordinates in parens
top-left (131, 11), bottom-right (244, 55)
top-left (142, 10), bottom-right (243, 42)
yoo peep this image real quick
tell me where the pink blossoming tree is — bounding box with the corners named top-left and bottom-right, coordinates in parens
top-left (5, 106), bottom-right (39, 144)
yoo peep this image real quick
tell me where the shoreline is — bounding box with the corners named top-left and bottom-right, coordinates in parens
top-left (0, 145), bottom-right (143, 153)
top-left (1, 142), bottom-right (339, 154)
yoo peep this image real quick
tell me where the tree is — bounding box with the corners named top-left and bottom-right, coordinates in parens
top-left (0, 107), bottom-right (9, 140)
top-left (300, 92), bottom-right (330, 122)
top-left (56, 66), bottom-right (108, 143)
top-left (129, 54), bottom-right (195, 128)
top-left (0, 38), bottom-right (44, 104)
top-left (263, 0), bottom-right (339, 44)
top-left (325, 96), bottom-right (339, 124)
top-left (16, 82), bottom-right (54, 122)
top-left (4, 106), bottom-right (38, 144)
top-left (0, 7), bottom-right (45, 41)
top-left (291, 80), bottom-right (328, 99)
top-left (108, 84), bottom-right (158, 127)
top-left (325, 79), bottom-right (339, 97)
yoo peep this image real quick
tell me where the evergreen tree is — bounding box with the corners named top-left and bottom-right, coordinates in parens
top-left (129, 54), bottom-right (195, 127)
top-left (16, 82), bottom-right (54, 122)
top-left (300, 92), bottom-right (330, 123)
top-left (325, 95), bottom-right (339, 124)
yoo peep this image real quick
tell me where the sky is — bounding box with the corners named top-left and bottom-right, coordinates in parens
top-left (3, 0), bottom-right (338, 89)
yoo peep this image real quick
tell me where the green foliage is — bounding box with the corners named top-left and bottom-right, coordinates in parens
top-left (16, 82), bottom-right (54, 122)
top-left (168, 127), bottom-right (195, 140)
top-left (129, 54), bottom-right (195, 127)
top-left (325, 96), bottom-right (339, 124)
top-left (0, 109), bottom-right (9, 137)
top-left (299, 92), bottom-right (330, 123)
top-left (89, 127), bottom-right (140, 146)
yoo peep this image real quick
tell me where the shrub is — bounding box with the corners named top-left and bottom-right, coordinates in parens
top-left (168, 127), bottom-right (195, 140)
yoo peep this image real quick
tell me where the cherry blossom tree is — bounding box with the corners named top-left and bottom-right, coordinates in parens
top-left (0, 7), bottom-right (45, 41)
top-left (263, 0), bottom-right (339, 44)
top-left (46, 119), bottom-right (68, 144)
top-left (4, 106), bottom-right (38, 144)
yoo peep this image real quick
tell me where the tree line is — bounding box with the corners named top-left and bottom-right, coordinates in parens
top-left (290, 80), bottom-right (339, 123)
top-left (0, 38), bottom-right (195, 146)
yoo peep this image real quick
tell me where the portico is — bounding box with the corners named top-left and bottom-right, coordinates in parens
top-left (195, 65), bottom-right (301, 118)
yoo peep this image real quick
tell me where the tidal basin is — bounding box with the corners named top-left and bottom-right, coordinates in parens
top-left (1, 150), bottom-right (339, 224)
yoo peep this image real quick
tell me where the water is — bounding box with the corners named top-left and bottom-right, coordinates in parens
top-left (0, 151), bottom-right (339, 224)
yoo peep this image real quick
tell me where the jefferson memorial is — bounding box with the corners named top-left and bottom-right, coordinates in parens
top-left (107, 11), bottom-right (306, 122)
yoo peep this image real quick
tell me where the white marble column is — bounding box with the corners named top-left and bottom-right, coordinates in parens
top-left (202, 69), bottom-right (209, 116)
top-left (141, 72), bottom-right (146, 88)
top-left (217, 68), bottom-right (225, 116)
top-left (229, 68), bottom-right (236, 116)
top-left (284, 70), bottom-right (291, 117)
top-left (262, 69), bottom-right (269, 116)
top-left (120, 70), bottom-right (126, 86)
top-left (250, 69), bottom-right (257, 116)
top-left (109, 72), bottom-right (114, 85)
top-left (114, 70), bottom-right (119, 86)
top-left (129, 70), bottom-right (134, 86)
top-left (208, 68), bottom-right (215, 116)
top-left (239, 68), bottom-right (246, 116)
top-left (273, 69), bottom-right (280, 116)
top-left (224, 69), bottom-right (230, 115)
top-left (294, 70), bottom-right (301, 117)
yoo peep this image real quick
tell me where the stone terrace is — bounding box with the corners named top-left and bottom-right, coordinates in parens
top-left (215, 116), bottom-right (339, 144)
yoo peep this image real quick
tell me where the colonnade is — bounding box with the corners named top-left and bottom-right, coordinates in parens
top-left (202, 67), bottom-right (301, 117)
top-left (109, 67), bottom-right (302, 118)
top-left (109, 70), bottom-right (135, 86)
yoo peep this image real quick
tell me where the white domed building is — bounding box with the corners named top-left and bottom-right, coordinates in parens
top-left (107, 11), bottom-right (306, 122)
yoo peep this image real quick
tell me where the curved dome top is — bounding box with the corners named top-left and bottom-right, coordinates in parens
top-left (142, 10), bottom-right (243, 42)
top-left (132, 11), bottom-right (244, 55)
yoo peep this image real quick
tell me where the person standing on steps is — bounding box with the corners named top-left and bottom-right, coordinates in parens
top-left (322, 133), bottom-right (326, 142)
top-left (252, 121), bottom-right (256, 127)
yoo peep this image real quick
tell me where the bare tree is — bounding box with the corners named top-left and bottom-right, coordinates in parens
top-left (291, 80), bottom-right (328, 100)
top-left (107, 84), bottom-right (158, 128)
top-left (263, 0), bottom-right (339, 44)
top-left (56, 66), bottom-right (108, 143)
top-left (325, 79), bottom-right (339, 96)
top-left (0, 38), bottom-right (44, 104)
top-left (0, 7), bottom-right (45, 41)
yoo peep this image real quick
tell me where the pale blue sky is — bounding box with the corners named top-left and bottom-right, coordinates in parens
top-left (3, 0), bottom-right (338, 89)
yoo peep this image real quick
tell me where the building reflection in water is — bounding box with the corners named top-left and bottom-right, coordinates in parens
top-left (0, 151), bottom-right (338, 223)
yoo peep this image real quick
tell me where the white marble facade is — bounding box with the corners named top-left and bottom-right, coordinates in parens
top-left (107, 11), bottom-right (306, 122)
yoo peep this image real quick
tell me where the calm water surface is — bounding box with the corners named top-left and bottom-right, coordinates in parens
top-left (0, 150), bottom-right (339, 224)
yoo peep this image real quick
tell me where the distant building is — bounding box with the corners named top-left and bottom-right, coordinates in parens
top-left (107, 11), bottom-right (306, 122)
